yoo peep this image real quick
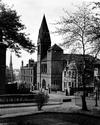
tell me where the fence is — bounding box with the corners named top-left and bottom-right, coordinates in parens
top-left (0, 94), bottom-right (37, 104)
top-left (75, 92), bottom-right (100, 108)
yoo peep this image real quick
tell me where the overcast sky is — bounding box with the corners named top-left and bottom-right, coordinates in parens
top-left (3, 0), bottom-right (98, 69)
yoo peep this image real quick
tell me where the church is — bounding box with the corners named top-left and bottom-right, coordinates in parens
top-left (37, 15), bottom-right (100, 93)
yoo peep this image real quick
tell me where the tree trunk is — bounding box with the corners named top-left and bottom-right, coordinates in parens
top-left (82, 72), bottom-right (88, 111)
top-left (95, 89), bottom-right (98, 107)
top-left (82, 94), bottom-right (88, 111)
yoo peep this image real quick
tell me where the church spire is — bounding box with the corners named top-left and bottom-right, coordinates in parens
top-left (9, 52), bottom-right (13, 83)
top-left (10, 52), bottom-right (13, 70)
top-left (39, 15), bottom-right (49, 35)
top-left (37, 15), bottom-right (51, 59)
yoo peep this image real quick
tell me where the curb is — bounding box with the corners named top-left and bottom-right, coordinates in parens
top-left (0, 102), bottom-right (62, 108)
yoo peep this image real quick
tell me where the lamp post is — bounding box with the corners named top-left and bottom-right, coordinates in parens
top-left (95, 87), bottom-right (98, 107)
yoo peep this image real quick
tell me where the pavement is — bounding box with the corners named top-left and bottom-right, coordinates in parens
top-left (0, 92), bottom-right (73, 108)
top-left (0, 101), bottom-right (62, 108)
top-left (0, 92), bottom-right (100, 119)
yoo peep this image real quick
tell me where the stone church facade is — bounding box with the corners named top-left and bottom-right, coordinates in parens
top-left (37, 15), bottom-right (100, 92)
top-left (37, 15), bottom-right (64, 91)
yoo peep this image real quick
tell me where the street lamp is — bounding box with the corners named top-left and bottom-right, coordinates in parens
top-left (95, 87), bottom-right (98, 107)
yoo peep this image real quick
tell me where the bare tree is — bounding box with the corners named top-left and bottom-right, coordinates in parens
top-left (56, 2), bottom-right (100, 110)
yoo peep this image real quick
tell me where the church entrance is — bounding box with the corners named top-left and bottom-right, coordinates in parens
top-left (42, 79), bottom-right (46, 89)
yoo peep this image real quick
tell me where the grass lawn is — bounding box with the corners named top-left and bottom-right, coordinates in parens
top-left (1, 112), bottom-right (100, 125)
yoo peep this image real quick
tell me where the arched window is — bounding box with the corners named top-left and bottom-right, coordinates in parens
top-left (42, 79), bottom-right (46, 89)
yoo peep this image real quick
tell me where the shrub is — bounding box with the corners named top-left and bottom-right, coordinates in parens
top-left (35, 91), bottom-right (49, 111)
top-left (18, 82), bottom-right (30, 94)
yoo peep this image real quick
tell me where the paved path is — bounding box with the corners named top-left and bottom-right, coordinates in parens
top-left (1, 93), bottom-right (100, 119)
top-left (0, 101), bottom-right (80, 119)
top-left (0, 93), bottom-right (76, 118)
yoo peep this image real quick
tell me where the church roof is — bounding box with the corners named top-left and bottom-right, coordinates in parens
top-left (62, 54), bottom-right (97, 73)
top-left (62, 54), bottom-right (94, 62)
top-left (48, 44), bottom-right (63, 51)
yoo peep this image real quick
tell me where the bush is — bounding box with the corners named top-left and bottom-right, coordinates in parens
top-left (18, 83), bottom-right (30, 94)
top-left (35, 91), bottom-right (49, 111)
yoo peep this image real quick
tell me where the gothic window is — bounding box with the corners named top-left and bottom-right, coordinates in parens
top-left (42, 79), bottom-right (46, 89)
top-left (41, 64), bottom-right (47, 74)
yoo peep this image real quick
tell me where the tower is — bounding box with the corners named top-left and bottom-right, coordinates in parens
top-left (37, 15), bottom-right (51, 89)
top-left (10, 52), bottom-right (13, 70)
top-left (9, 52), bottom-right (13, 83)
top-left (37, 15), bottom-right (51, 61)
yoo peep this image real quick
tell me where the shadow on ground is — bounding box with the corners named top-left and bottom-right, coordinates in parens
top-left (1, 112), bottom-right (100, 125)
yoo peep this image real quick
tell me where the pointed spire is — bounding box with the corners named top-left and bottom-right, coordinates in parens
top-left (39, 14), bottom-right (49, 36)
top-left (10, 52), bottom-right (13, 70)
top-left (37, 15), bottom-right (51, 59)
top-left (9, 52), bottom-right (13, 83)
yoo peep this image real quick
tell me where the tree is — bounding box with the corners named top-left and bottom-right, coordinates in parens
top-left (56, 2), bottom-right (100, 110)
top-left (0, 1), bottom-right (35, 56)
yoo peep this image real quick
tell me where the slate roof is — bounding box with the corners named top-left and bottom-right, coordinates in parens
top-left (48, 44), bottom-right (63, 51)
top-left (41, 43), bottom-right (100, 70)
top-left (62, 54), bottom-right (99, 73)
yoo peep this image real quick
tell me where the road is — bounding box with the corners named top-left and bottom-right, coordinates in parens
top-left (0, 93), bottom-right (76, 118)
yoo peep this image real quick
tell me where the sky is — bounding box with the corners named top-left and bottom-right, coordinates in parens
top-left (3, 0), bottom-right (99, 69)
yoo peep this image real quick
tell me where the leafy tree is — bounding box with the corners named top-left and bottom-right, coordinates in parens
top-left (56, 2), bottom-right (100, 110)
top-left (0, 1), bottom-right (35, 56)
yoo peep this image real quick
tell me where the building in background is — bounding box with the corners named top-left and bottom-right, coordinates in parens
top-left (6, 52), bottom-right (15, 84)
top-left (62, 61), bottom-right (78, 95)
top-left (37, 15), bottom-right (100, 93)
top-left (20, 59), bottom-right (37, 91)
top-left (9, 52), bottom-right (14, 83)
top-left (13, 69), bottom-right (20, 81)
